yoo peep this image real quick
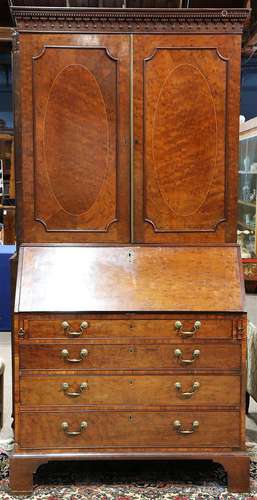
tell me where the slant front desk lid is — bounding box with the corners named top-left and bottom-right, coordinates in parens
top-left (15, 245), bottom-right (244, 313)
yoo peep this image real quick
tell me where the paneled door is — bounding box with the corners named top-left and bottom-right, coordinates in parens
top-left (133, 35), bottom-right (241, 244)
top-left (18, 34), bottom-right (130, 243)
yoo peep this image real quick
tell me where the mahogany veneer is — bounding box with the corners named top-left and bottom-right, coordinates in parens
top-left (10, 3), bottom-right (250, 494)
top-left (18, 342), bottom-right (241, 370)
top-left (20, 374), bottom-right (240, 407)
top-left (20, 316), bottom-right (236, 339)
top-left (10, 245), bottom-right (249, 493)
top-left (11, 8), bottom-right (249, 244)
top-left (19, 410), bottom-right (241, 449)
top-left (15, 245), bottom-right (244, 312)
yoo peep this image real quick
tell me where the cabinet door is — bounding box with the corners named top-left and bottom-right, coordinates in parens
top-left (133, 35), bottom-right (241, 243)
top-left (18, 35), bottom-right (130, 243)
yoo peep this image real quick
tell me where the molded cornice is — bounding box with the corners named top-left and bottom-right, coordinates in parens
top-left (10, 7), bottom-right (250, 34)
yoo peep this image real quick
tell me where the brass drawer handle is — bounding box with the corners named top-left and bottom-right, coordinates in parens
top-left (61, 348), bottom-right (88, 363)
top-left (62, 382), bottom-right (88, 397)
top-left (175, 381), bottom-right (200, 399)
top-left (173, 420), bottom-right (199, 434)
top-left (61, 421), bottom-right (87, 436)
top-left (175, 320), bottom-right (201, 337)
top-left (62, 321), bottom-right (89, 337)
top-left (174, 348), bottom-right (200, 365)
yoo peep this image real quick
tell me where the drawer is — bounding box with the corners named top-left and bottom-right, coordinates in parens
top-left (19, 343), bottom-right (241, 370)
top-left (21, 317), bottom-right (234, 340)
top-left (20, 374), bottom-right (240, 406)
top-left (19, 410), bottom-right (240, 449)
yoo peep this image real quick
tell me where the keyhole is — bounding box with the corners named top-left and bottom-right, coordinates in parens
top-left (127, 250), bottom-right (134, 263)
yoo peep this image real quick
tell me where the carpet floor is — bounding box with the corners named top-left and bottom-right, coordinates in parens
top-left (1, 450), bottom-right (257, 500)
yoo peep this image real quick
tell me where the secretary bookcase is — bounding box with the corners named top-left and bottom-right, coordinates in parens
top-left (9, 1), bottom-right (250, 493)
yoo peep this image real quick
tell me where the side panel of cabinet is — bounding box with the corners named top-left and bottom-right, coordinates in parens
top-left (133, 35), bottom-right (241, 243)
top-left (18, 34), bottom-right (130, 243)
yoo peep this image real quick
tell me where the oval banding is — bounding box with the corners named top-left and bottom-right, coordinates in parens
top-left (44, 64), bottom-right (109, 216)
top-left (153, 63), bottom-right (217, 217)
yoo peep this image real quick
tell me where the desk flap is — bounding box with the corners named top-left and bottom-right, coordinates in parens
top-left (15, 245), bottom-right (244, 313)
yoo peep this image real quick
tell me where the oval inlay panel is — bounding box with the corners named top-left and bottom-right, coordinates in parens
top-left (44, 64), bottom-right (108, 216)
top-left (153, 64), bottom-right (217, 217)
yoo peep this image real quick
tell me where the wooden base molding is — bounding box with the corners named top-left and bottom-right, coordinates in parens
top-left (9, 451), bottom-right (250, 495)
top-left (216, 454), bottom-right (250, 493)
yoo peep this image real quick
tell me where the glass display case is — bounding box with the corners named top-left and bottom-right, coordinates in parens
top-left (237, 116), bottom-right (257, 290)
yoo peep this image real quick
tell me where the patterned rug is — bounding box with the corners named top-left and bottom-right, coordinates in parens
top-left (1, 450), bottom-right (257, 500)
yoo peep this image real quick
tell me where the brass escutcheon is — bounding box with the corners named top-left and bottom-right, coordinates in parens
top-left (18, 328), bottom-right (25, 338)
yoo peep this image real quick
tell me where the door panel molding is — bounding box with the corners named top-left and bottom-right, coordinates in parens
top-left (134, 35), bottom-right (240, 244)
top-left (20, 34), bottom-right (130, 243)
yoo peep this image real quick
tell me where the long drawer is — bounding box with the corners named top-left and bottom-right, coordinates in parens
top-left (19, 343), bottom-right (241, 370)
top-left (21, 317), bottom-right (234, 340)
top-left (19, 410), bottom-right (240, 449)
top-left (19, 374), bottom-right (240, 406)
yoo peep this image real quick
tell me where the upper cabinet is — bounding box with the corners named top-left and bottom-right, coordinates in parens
top-left (11, 6), bottom-right (249, 245)
top-left (17, 34), bottom-right (130, 243)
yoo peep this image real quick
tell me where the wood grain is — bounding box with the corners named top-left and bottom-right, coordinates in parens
top-left (10, 5), bottom-right (248, 494)
top-left (19, 409), bottom-right (240, 449)
top-left (19, 342), bottom-right (241, 371)
top-left (19, 34), bottom-right (130, 243)
top-left (133, 35), bottom-right (241, 243)
top-left (15, 245), bottom-right (244, 313)
top-left (20, 373), bottom-right (240, 407)
top-left (21, 316), bottom-right (235, 340)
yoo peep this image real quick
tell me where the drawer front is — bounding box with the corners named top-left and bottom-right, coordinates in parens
top-left (19, 343), bottom-right (241, 370)
top-left (20, 374), bottom-right (240, 406)
top-left (22, 317), bottom-right (234, 340)
top-left (19, 410), bottom-right (240, 449)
